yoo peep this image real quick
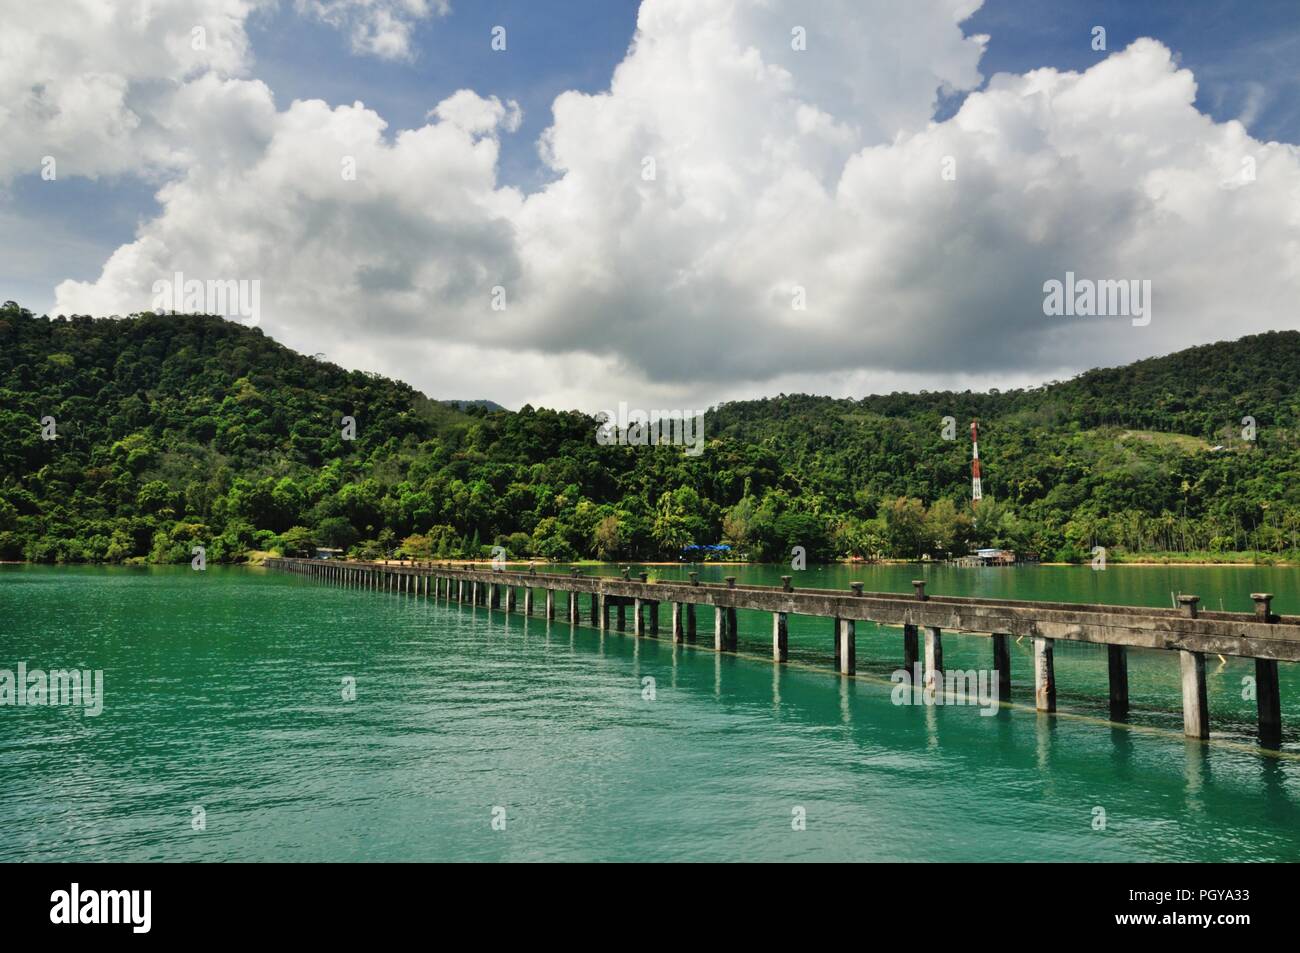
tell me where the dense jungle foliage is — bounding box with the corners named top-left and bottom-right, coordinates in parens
top-left (4, 301), bottom-right (1300, 565)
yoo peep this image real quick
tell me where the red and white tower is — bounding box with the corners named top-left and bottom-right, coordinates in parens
top-left (970, 420), bottom-right (983, 505)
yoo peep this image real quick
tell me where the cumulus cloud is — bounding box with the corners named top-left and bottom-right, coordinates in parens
top-left (43, 0), bottom-right (1300, 411)
top-left (0, 0), bottom-right (262, 181)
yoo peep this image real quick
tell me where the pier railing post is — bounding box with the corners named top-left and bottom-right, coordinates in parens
top-left (1178, 596), bottom-right (1208, 739)
top-left (1252, 593), bottom-right (1281, 748)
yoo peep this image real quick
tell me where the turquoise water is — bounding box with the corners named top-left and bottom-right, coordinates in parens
top-left (1, 563), bottom-right (1298, 862)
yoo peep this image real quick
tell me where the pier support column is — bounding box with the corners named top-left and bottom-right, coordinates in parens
top-left (686, 604), bottom-right (696, 642)
top-left (1252, 594), bottom-right (1281, 748)
top-left (471, 581), bottom-right (479, 606)
top-left (544, 589), bottom-right (554, 620)
top-left (1180, 651), bottom-right (1209, 739)
top-left (569, 591), bottom-right (579, 624)
top-left (671, 603), bottom-right (684, 644)
top-left (838, 619), bottom-right (855, 675)
top-left (833, 617), bottom-right (842, 669)
top-left (490, 583), bottom-right (500, 609)
top-left (714, 607), bottom-right (724, 651)
top-left (1256, 659), bottom-right (1282, 749)
top-left (616, 601), bottom-right (626, 631)
top-left (904, 624), bottom-right (919, 672)
top-left (457, 579), bottom-right (464, 602)
top-left (634, 598), bottom-right (643, 636)
top-left (773, 612), bottom-right (789, 662)
top-left (925, 627), bottom-right (944, 695)
top-left (590, 593), bottom-right (599, 625)
top-left (1107, 645), bottom-right (1129, 720)
top-left (523, 588), bottom-right (533, 615)
top-left (1033, 637), bottom-right (1055, 713)
top-left (1177, 597), bottom-right (1208, 739)
top-left (649, 602), bottom-right (659, 637)
top-left (991, 633), bottom-right (1011, 702)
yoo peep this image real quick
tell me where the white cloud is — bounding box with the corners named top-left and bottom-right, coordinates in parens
top-left (295, 0), bottom-right (448, 61)
top-left (0, 0), bottom-right (262, 181)
top-left (42, 0), bottom-right (1300, 412)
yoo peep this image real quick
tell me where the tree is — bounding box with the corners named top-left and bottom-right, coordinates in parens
top-left (593, 515), bottom-right (623, 561)
top-left (884, 497), bottom-right (927, 559)
top-left (278, 525), bottom-right (318, 557)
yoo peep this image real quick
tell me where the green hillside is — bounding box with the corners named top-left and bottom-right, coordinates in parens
top-left (3, 300), bottom-right (1299, 564)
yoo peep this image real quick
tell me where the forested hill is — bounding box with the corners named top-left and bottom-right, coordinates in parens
top-left (3, 300), bottom-right (1299, 565)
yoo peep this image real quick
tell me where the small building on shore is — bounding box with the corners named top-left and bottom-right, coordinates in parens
top-left (953, 548), bottom-right (1017, 567)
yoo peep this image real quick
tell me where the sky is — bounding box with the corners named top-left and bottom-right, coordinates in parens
top-left (2, 0), bottom-right (1299, 412)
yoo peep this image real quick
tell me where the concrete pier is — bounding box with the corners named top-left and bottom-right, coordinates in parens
top-left (269, 559), bottom-right (1300, 749)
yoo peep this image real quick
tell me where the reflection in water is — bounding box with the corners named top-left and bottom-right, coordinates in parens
top-left (1185, 741), bottom-right (1208, 817)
